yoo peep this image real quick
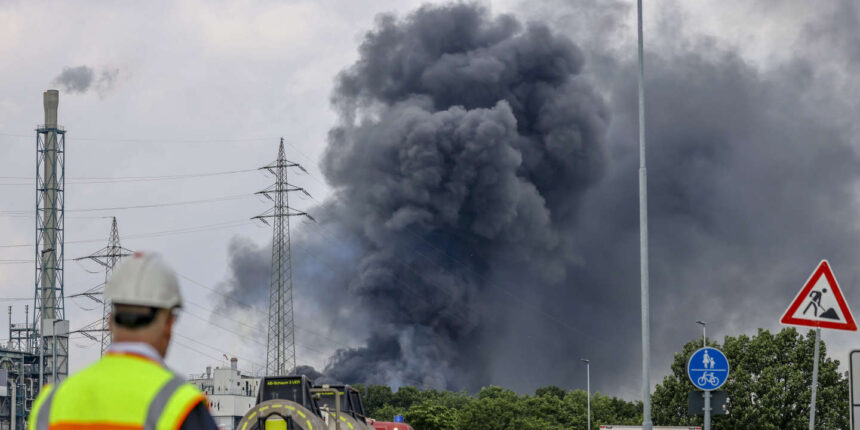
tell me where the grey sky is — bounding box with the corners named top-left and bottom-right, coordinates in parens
top-left (1, 0), bottom-right (859, 401)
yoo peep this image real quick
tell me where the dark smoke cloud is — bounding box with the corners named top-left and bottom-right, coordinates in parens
top-left (316, 2), bottom-right (611, 389)
top-left (220, 2), bottom-right (860, 396)
top-left (52, 65), bottom-right (119, 96)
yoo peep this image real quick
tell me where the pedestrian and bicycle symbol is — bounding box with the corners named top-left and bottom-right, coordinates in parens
top-left (781, 260), bottom-right (857, 331)
top-left (687, 347), bottom-right (730, 391)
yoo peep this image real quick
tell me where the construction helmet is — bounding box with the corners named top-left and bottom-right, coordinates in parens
top-left (105, 252), bottom-right (183, 309)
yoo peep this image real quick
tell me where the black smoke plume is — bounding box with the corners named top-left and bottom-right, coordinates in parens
top-left (52, 65), bottom-right (119, 96)
top-left (221, 2), bottom-right (860, 395)
top-left (320, 2), bottom-right (610, 389)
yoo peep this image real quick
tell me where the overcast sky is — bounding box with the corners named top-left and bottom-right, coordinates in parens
top-left (2, 0), bottom-right (859, 400)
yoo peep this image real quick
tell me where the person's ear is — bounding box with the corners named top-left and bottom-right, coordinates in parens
top-left (164, 311), bottom-right (175, 337)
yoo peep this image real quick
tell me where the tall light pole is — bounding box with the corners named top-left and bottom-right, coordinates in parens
top-left (636, 0), bottom-right (652, 429)
top-left (696, 320), bottom-right (710, 430)
top-left (581, 359), bottom-right (591, 430)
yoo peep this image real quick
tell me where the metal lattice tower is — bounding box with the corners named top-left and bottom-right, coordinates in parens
top-left (33, 90), bottom-right (68, 383)
top-left (73, 217), bottom-right (133, 355)
top-left (253, 138), bottom-right (313, 376)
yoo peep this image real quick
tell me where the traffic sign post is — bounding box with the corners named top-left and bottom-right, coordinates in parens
top-left (687, 347), bottom-right (730, 430)
top-left (850, 350), bottom-right (859, 430)
top-left (688, 390), bottom-right (726, 416)
top-left (781, 261), bottom-right (858, 430)
top-left (780, 260), bottom-right (857, 331)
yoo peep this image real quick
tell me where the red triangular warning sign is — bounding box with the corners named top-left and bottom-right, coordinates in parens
top-left (781, 260), bottom-right (857, 331)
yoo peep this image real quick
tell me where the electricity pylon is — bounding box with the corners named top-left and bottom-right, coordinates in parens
top-left (73, 217), bottom-right (132, 354)
top-left (253, 138), bottom-right (313, 376)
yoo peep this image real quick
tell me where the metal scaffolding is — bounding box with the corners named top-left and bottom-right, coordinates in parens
top-left (253, 138), bottom-right (313, 376)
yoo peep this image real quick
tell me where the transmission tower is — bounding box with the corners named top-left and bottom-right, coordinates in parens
top-left (33, 89), bottom-right (68, 384)
top-left (253, 138), bottom-right (313, 376)
top-left (73, 217), bottom-right (133, 354)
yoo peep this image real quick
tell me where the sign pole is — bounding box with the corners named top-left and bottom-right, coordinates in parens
top-left (704, 390), bottom-right (711, 430)
top-left (780, 261), bottom-right (859, 428)
top-left (688, 346), bottom-right (730, 430)
top-left (809, 327), bottom-right (821, 430)
top-left (850, 350), bottom-right (859, 430)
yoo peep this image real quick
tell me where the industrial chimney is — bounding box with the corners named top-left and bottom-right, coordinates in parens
top-left (35, 89), bottom-right (69, 385)
top-left (44, 90), bottom-right (58, 127)
top-left (40, 90), bottom-right (59, 319)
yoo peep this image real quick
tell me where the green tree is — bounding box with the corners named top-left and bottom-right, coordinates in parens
top-left (372, 404), bottom-right (406, 423)
top-left (535, 385), bottom-right (566, 400)
top-left (456, 386), bottom-right (526, 430)
top-left (590, 392), bottom-right (643, 428)
top-left (353, 382), bottom-right (643, 429)
top-left (357, 384), bottom-right (394, 417)
top-left (405, 401), bottom-right (458, 430)
top-left (392, 386), bottom-right (422, 410)
top-left (416, 388), bottom-right (472, 410)
top-left (652, 328), bottom-right (849, 429)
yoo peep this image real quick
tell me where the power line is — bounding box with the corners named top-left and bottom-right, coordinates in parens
top-left (183, 297), bottom-right (351, 351)
top-left (172, 332), bottom-right (265, 370)
top-left (0, 131), bottom-right (276, 144)
top-left (180, 306), bottom-right (325, 356)
top-left (0, 167), bottom-right (258, 185)
top-left (0, 218), bottom-right (253, 249)
top-left (0, 193), bottom-right (252, 215)
top-left (178, 272), bottom-right (345, 352)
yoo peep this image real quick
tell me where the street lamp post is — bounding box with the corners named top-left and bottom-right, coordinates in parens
top-left (636, 0), bottom-right (652, 428)
top-left (581, 359), bottom-right (590, 430)
top-left (696, 320), bottom-right (706, 347)
top-left (696, 320), bottom-right (710, 430)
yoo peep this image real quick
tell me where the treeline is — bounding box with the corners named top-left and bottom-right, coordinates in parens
top-left (352, 328), bottom-right (851, 429)
top-left (354, 383), bottom-right (641, 430)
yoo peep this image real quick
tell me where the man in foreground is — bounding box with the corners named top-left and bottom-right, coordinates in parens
top-left (29, 252), bottom-right (216, 430)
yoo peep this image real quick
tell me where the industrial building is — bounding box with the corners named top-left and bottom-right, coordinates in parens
top-left (187, 358), bottom-right (261, 430)
top-left (0, 90), bottom-right (312, 430)
top-left (0, 90), bottom-right (70, 430)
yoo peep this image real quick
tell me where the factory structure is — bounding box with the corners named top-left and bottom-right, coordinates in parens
top-left (0, 90), bottom-right (70, 430)
top-left (0, 90), bottom-right (403, 430)
top-left (187, 358), bottom-right (261, 430)
top-left (0, 90), bottom-right (316, 430)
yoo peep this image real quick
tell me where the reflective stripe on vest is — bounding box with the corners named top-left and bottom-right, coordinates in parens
top-left (35, 386), bottom-right (57, 430)
top-left (28, 354), bottom-right (206, 430)
top-left (144, 377), bottom-right (185, 430)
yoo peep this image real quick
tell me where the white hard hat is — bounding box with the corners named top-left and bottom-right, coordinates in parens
top-left (105, 252), bottom-right (182, 309)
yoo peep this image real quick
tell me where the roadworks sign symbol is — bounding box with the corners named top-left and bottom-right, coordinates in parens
top-left (781, 260), bottom-right (857, 331)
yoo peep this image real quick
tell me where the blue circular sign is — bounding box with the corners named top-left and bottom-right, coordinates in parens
top-left (687, 347), bottom-right (730, 391)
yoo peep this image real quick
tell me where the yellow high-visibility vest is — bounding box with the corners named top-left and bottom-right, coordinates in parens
top-left (28, 352), bottom-right (206, 430)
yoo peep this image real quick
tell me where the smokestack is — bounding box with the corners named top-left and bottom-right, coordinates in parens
top-left (43, 90), bottom-right (58, 127)
top-left (36, 88), bottom-right (68, 383)
top-left (230, 357), bottom-right (238, 371)
top-left (206, 366), bottom-right (211, 378)
top-left (40, 90), bottom-right (59, 320)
